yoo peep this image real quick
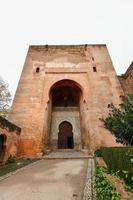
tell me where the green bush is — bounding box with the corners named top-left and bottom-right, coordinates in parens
top-left (100, 147), bottom-right (133, 187)
top-left (5, 155), bottom-right (17, 164)
top-left (94, 149), bottom-right (102, 157)
top-left (101, 94), bottom-right (133, 145)
top-left (95, 164), bottom-right (120, 200)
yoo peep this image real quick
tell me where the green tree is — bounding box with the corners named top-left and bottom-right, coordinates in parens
top-left (101, 94), bottom-right (133, 145)
top-left (0, 76), bottom-right (11, 117)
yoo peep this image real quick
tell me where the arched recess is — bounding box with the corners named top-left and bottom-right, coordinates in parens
top-left (0, 134), bottom-right (6, 162)
top-left (47, 79), bottom-right (83, 150)
top-left (58, 121), bottom-right (74, 149)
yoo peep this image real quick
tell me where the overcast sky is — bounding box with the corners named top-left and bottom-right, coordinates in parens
top-left (0, 0), bottom-right (133, 98)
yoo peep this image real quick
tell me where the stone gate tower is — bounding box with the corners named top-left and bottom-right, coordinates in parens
top-left (9, 45), bottom-right (124, 157)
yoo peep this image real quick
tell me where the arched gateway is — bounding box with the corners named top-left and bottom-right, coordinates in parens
top-left (49, 79), bottom-right (82, 150)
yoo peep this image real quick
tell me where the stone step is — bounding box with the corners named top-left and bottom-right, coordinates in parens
top-left (43, 150), bottom-right (94, 159)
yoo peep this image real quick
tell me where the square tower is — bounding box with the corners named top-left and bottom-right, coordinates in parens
top-left (9, 45), bottom-right (124, 157)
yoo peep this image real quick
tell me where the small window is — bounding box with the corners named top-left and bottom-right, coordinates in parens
top-left (45, 44), bottom-right (48, 51)
top-left (92, 57), bottom-right (94, 61)
top-left (36, 67), bottom-right (40, 73)
top-left (84, 44), bottom-right (87, 51)
top-left (93, 66), bottom-right (97, 72)
top-left (107, 104), bottom-right (111, 108)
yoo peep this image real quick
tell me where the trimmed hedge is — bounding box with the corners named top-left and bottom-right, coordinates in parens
top-left (100, 147), bottom-right (133, 187)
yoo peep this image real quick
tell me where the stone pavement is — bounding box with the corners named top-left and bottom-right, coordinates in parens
top-left (0, 154), bottom-right (95, 200)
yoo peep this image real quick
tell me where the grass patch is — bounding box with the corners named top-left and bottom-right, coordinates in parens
top-left (0, 158), bottom-right (40, 177)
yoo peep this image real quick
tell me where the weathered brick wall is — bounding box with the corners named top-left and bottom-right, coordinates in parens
top-left (0, 116), bottom-right (21, 161)
top-left (118, 62), bottom-right (133, 94)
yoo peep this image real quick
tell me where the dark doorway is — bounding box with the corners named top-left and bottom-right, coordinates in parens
top-left (51, 80), bottom-right (80, 107)
top-left (0, 134), bottom-right (6, 162)
top-left (49, 79), bottom-right (82, 150)
top-left (58, 121), bottom-right (74, 149)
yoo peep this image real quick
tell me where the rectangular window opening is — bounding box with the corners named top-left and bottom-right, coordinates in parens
top-left (93, 66), bottom-right (97, 72)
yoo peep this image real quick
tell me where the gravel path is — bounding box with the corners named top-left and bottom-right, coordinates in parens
top-left (83, 159), bottom-right (96, 200)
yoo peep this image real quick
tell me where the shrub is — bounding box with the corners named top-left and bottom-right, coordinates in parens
top-left (5, 155), bottom-right (17, 164)
top-left (94, 149), bottom-right (102, 157)
top-left (95, 164), bottom-right (120, 200)
top-left (101, 94), bottom-right (133, 145)
top-left (101, 147), bottom-right (133, 187)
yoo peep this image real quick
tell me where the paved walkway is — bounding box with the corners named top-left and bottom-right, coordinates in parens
top-left (0, 157), bottom-right (95, 200)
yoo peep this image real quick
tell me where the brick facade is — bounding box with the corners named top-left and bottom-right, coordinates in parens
top-left (9, 44), bottom-right (124, 157)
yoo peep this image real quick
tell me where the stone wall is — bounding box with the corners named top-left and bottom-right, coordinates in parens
top-left (118, 62), bottom-right (133, 94)
top-left (0, 116), bottom-right (21, 161)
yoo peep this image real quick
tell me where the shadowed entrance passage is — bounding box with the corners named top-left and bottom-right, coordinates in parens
top-left (58, 121), bottom-right (74, 149)
top-left (0, 134), bottom-right (6, 162)
top-left (50, 79), bottom-right (82, 150)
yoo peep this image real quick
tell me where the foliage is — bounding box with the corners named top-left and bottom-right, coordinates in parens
top-left (101, 94), bottom-right (133, 145)
top-left (101, 147), bottom-right (133, 188)
top-left (124, 183), bottom-right (133, 193)
top-left (0, 158), bottom-right (39, 177)
top-left (95, 164), bottom-right (120, 200)
top-left (5, 155), bottom-right (17, 164)
top-left (94, 149), bottom-right (102, 157)
top-left (0, 76), bottom-right (11, 118)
